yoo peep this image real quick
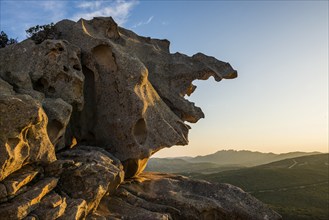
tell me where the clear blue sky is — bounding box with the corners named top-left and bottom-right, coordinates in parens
top-left (1, 1), bottom-right (328, 157)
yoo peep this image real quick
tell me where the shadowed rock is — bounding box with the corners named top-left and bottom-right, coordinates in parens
top-left (56, 146), bottom-right (124, 213)
top-left (57, 198), bottom-right (88, 220)
top-left (1, 165), bottom-right (39, 198)
top-left (42, 98), bottom-right (72, 150)
top-left (30, 192), bottom-right (67, 220)
top-left (0, 178), bottom-right (58, 219)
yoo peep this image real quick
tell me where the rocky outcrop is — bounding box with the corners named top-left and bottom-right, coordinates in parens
top-left (0, 146), bottom-right (123, 219)
top-left (0, 16), bottom-right (281, 219)
top-left (0, 81), bottom-right (56, 181)
top-left (55, 146), bottom-right (124, 213)
top-left (55, 17), bottom-right (237, 177)
top-left (0, 177), bottom-right (58, 219)
top-left (96, 172), bottom-right (281, 220)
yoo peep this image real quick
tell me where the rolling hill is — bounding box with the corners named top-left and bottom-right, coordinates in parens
top-left (183, 154), bottom-right (329, 220)
top-left (188, 150), bottom-right (320, 166)
top-left (146, 150), bottom-right (320, 174)
top-left (145, 157), bottom-right (242, 173)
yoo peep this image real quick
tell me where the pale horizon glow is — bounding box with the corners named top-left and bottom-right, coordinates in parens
top-left (1, 1), bottom-right (328, 157)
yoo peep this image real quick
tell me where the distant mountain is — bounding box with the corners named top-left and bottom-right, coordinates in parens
top-left (188, 150), bottom-right (321, 166)
top-left (146, 150), bottom-right (321, 173)
top-left (185, 153), bottom-right (329, 220)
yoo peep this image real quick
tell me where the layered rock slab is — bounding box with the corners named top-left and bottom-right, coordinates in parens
top-left (0, 177), bottom-right (58, 219)
top-left (30, 192), bottom-right (67, 220)
top-left (96, 172), bottom-right (281, 220)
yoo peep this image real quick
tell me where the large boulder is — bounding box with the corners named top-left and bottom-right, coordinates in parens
top-left (55, 17), bottom-right (237, 177)
top-left (0, 16), bottom-right (282, 220)
top-left (0, 17), bottom-right (237, 177)
top-left (51, 146), bottom-right (124, 214)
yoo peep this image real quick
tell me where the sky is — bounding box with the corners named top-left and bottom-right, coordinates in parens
top-left (1, 0), bottom-right (328, 157)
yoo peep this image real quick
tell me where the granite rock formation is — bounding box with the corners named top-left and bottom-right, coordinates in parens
top-left (97, 173), bottom-right (280, 220)
top-left (55, 17), bottom-right (237, 177)
top-left (0, 17), bottom-right (281, 219)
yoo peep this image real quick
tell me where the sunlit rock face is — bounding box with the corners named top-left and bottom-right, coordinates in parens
top-left (0, 39), bottom-right (84, 153)
top-left (0, 82), bottom-right (56, 181)
top-left (0, 16), bottom-right (237, 179)
top-left (0, 17), bottom-right (284, 220)
top-left (97, 172), bottom-right (282, 220)
top-left (55, 17), bottom-right (237, 177)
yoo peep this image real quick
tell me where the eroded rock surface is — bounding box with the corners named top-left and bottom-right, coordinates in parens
top-left (30, 192), bottom-right (67, 220)
top-left (0, 177), bottom-right (58, 219)
top-left (0, 16), bottom-right (282, 220)
top-left (0, 83), bottom-right (56, 181)
top-left (56, 146), bottom-right (124, 213)
top-left (55, 17), bottom-right (237, 176)
top-left (96, 172), bottom-right (281, 220)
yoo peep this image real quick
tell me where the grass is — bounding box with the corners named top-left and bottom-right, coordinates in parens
top-left (181, 154), bottom-right (329, 220)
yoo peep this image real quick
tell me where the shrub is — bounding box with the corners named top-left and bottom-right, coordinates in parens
top-left (0, 31), bottom-right (18, 48)
top-left (26, 23), bottom-right (61, 44)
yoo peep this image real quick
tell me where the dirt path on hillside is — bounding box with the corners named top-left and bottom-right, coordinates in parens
top-left (288, 159), bottom-right (298, 169)
top-left (248, 181), bottom-right (328, 194)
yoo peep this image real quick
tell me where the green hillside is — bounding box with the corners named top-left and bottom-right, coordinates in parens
top-left (189, 150), bottom-right (321, 166)
top-left (145, 158), bottom-right (243, 173)
top-left (183, 154), bottom-right (329, 220)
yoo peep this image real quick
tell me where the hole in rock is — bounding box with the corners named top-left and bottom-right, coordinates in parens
top-left (73, 64), bottom-right (82, 71)
top-left (20, 144), bottom-right (29, 159)
top-left (48, 86), bottom-right (55, 94)
top-left (63, 66), bottom-right (69, 72)
top-left (33, 78), bottom-right (49, 92)
top-left (80, 66), bottom-right (97, 143)
top-left (6, 138), bottom-right (20, 149)
top-left (133, 118), bottom-right (147, 145)
top-left (92, 45), bottom-right (117, 73)
top-left (47, 119), bottom-right (63, 143)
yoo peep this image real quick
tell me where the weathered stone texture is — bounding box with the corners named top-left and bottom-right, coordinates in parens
top-left (56, 146), bottom-right (124, 213)
top-left (97, 172), bottom-right (281, 220)
top-left (0, 89), bottom-right (56, 181)
top-left (54, 17), bottom-right (237, 177)
top-left (0, 16), bottom-right (282, 220)
top-left (0, 178), bottom-right (58, 219)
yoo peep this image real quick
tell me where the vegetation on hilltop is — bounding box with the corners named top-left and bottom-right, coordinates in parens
top-left (146, 150), bottom-right (320, 174)
top-left (26, 23), bottom-right (61, 44)
top-left (183, 154), bottom-right (329, 220)
top-left (0, 31), bottom-right (17, 48)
